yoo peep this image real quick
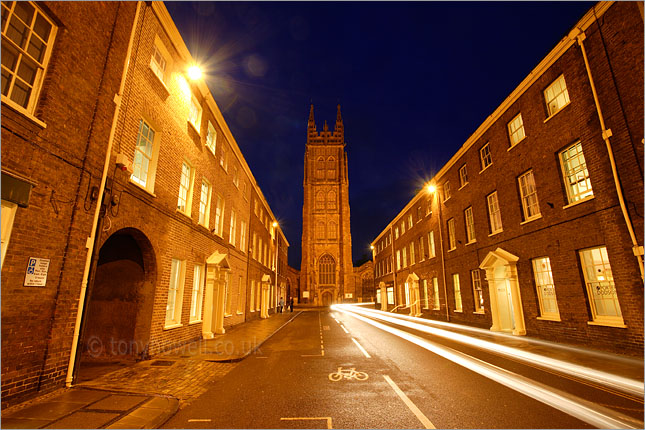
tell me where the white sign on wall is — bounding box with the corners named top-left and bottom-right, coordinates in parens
top-left (345, 293), bottom-right (353, 298)
top-left (24, 257), bottom-right (50, 287)
top-left (302, 291), bottom-right (310, 298)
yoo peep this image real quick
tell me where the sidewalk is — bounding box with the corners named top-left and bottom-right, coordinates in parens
top-left (1, 310), bottom-right (301, 429)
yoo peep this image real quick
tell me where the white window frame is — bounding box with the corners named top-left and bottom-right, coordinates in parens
top-left (408, 214), bottom-right (413, 229)
top-left (1, 1), bottom-right (57, 116)
top-left (387, 286), bottom-right (395, 305)
top-left (447, 218), bottom-right (456, 251)
top-left (188, 94), bottom-right (202, 133)
top-left (471, 269), bottom-right (484, 313)
top-left (220, 145), bottom-right (228, 172)
top-left (518, 170), bottom-right (541, 221)
top-left (165, 258), bottom-right (185, 327)
top-left (224, 271), bottom-right (233, 316)
top-left (422, 279), bottom-right (429, 309)
top-left (508, 113), bottom-right (526, 147)
top-left (198, 178), bottom-right (212, 228)
top-left (396, 250), bottom-right (401, 271)
top-left (402, 247), bottom-right (407, 268)
top-left (487, 191), bottom-right (503, 234)
top-left (376, 288), bottom-right (381, 304)
top-left (249, 280), bottom-right (255, 312)
top-left (1, 200), bottom-right (18, 268)
top-left (213, 194), bottom-right (224, 236)
top-left (443, 181), bottom-right (451, 201)
top-left (579, 246), bottom-right (624, 326)
top-left (464, 206), bottom-right (475, 244)
top-left (149, 41), bottom-right (168, 84)
top-left (189, 263), bottom-right (204, 323)
top-left (240, 220), bottom-right (247, 253)
top-left (229, 209), bottom-right (237, 246)
top-left (480, 143), bottom-right (492, 171)
top-left (233, 166), bottom-right (239, 188)
top-left (428, 231), bottom-right (436, 258)
top-left (544, 74), bottom-right (570, 117)
top-left (560, 141), bottom-right (593, 204)
top-left (130, 118), bottom-right (161, 193)
top-left (177, 161), bottom-right (194, 216)
top-left (453, 273), bottom-right (462, 312)
top-left (459, 165), bottom-right (468, 188)
top-left (433, 277), bottom-right (440, 310)
top-left (206, 121), bottom-right (217, 155)
top-left (410, 241), bottom-right (415, 265)
top-left (532, 257), bottom-right (560, 320)
top-left (237, 275), bottom-right (244, 314)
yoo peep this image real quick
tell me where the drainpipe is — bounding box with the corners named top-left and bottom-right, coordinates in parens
top-left (570, 26), bottom-right (644, 280)
top-left (65, 1), bottom-right (142, 387)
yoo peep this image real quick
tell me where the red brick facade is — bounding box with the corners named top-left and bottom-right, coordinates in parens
top-left (372, 1), bottom-right (643, 356)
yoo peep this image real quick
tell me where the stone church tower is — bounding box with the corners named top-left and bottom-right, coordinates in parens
top-left (300, 105), bottom-right (354, 306)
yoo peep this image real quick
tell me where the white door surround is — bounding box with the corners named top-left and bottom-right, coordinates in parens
top-left (202, 251), bottom-right (230, 338)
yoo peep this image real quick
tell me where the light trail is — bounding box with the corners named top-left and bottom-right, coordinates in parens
top-left (334, 306), bottom-right (643, 429)
top-left (332, 304), bottom-right (644, 399)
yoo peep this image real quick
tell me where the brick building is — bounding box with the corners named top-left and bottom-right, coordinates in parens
top-left (371, 1), bottom-right (643, 355)
top-left (1, 1), bottom-right (288, 407)
top-left (300, 105), bottom-right (356, 306)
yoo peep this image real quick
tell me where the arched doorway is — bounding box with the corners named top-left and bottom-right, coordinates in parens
top-left (322, 292), bottom-right (333, 307)
top-left (318, 254), bottom-right (336, 306)
top-left (78, 228), bottom-right (156, 379)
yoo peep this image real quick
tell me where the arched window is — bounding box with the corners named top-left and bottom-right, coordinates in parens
top-left (327, 190), bottom-right (336, 210)
top-left (315, 191), bottom-right (325, 210)
top-left (326, 156), bottom-right (336, 179)
top-left (316, 222), bottom-right (325, 240)
top-left (316, 157), bottom-right (325, 179)
top-left (319, 254), bottom-right (336, 285)
top-left (328, 221), bottom-right (337, 240)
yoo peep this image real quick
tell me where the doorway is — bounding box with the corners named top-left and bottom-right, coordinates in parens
top-left (322, 292), bottom-right (332, 306)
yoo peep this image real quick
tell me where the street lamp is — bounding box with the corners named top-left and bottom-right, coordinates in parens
top-left (426, 182), bottom-right (450, 321)
top-left (187, 64), bottom-right (202, 81)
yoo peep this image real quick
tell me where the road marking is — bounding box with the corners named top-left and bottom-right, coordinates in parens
top-left (323, 325), bottom-right (330, 330)
top-left (188, 419), bottom-right (212, 422)
top-left (351, 338), bottom-right (371, 358)
top-left (281, 417), bottom-right (333, 429)
top-left (301, 353), bottom-right (324, 357)
top-left (383, 375), bottom-right (435, 429)
top-left (329, 367), bottom-right (368, 381)
top-left (339, 324), bottom-right (350, 334)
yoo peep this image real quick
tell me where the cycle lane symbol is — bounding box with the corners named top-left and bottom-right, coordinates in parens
top-left (328, 367), bottom-right (368, 381)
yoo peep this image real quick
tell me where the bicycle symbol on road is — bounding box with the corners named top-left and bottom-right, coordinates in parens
top-left (328, 367), bottom-right (368, 381)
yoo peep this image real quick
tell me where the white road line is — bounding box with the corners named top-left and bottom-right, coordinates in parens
top-left (187, 419), bottom-right (212, 422)
top-left (339, 324), bottom-right (350, 334)
top-left (383, 375), bottom-right (435, 429)
top-left (351, 338), bottom-right (371, 358)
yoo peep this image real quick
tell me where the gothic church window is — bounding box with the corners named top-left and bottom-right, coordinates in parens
top-left (319, 254), bottom-right (336, 285)
top-left (326, 157), bottom-right (336, 179)
top-left (327, 190), bottom-right (336, 210)
top-left (316, 157), bottom-right (325, 179)
top-left (328, 221), bottom-right (337, 240)
top-left (315, 191), bottom-right (325, 210)
top-left (316, 221), bottom-right (325, 239)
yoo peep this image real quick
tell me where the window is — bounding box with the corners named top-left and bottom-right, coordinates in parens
top-left (532, 257), bottom-right (560, 319)
top-left (166, 259), bottom-right (185, 326)
top-left (453, 273), bottom-right (462, 312)
top-left (428, 231), bottom-right (436, 258)
top-left (480, 143), bottom-right (492, 170)
top-left (220, 145), bottom-right (228, 171)
top-left (401, 220), bottom-right (406, 235)
top-left (198, 179), bottom-right (211, 228)
top-left (189, 264), bottom-right (204, 322)
top-left (464, 207), bottom-right (475, 243)
top-left (459, 165), bottom-right (468, 188)
top-left (150, 43), bottom-right (167, 83)
top-left (233, 166), bottom-right (239, 188)
top-left (206, 122), bottom-right (217, 154)
top-left (395, 227), bottom-right (399, 239)
top-left (256, 278), bottom-right (261, 310)
top-left (229, 210), bottom-right (236, 246)
top-left (327, 190), bottom-right (336, 210)
top-left (316, 222), bottom-right (325, 240)
top-left (251, 233), bottom-right (257, 260)
top-left (560, 141), bottom-right (593, 204)
top-left (213, 194), bottom-right (224, 236)
top-left (518, 170), bottom-right (541, 221)
top-left (315, 191), bottom-right (325, 211)
top-left (432, 277), bottom-right (440, 310)
top-left (396, 250), bottom-right (401, 270)
top-left (328, 221), bottom-right (337, 240)
top-left (250, 280), bottom-right (255, 311)
top-left (402, 247), bottom-right (407, 268)
top-left (579, 246), bottom-right (623, 324)
top-left (240, 220), bottom-right (247, 253)
top-left (316, 157), bottom-right (325, 179)
top-left (1, 199), bottom-right (17, 268)
top-left (447, 218), bottom-right (456, 250)
top-left (236, 276), bottom-right (244, 313)
top-left (544, 74), bottom-right (570, 117)
top-left (177, 161), bottom-right (194, 215)
top-left (422, 279), bottom-right (429, 309)
top-left (419, 237), bottom-right (425, 261)
top-left (443, 181), bottom-right (451, 201)
top-left (1, 1), bottom-right (56, 114)
top-left (408, 214), bottom-right (413, 229)
top-left (326, 156), bottom-right (335, 179)
top-left (131, 119), bottom-right (159, 192)
top-left (254, 199), bottom-right (259, 217)
top-left (471, 269), bottom-right (484, 313)
top-left (417, 206), bottom-right (422, 221)
top-left (487, 191), bottom-right (503, 234)
top-left (224, 272), bottom-right (232, 316)
top-left (410, 242), bottom-right (415, 265)
top-left (319, 254), bottom-right (335, 285)
top-left (387, 286), bottom-right (394, 305)
top-left (376, 288), bottom-right (381, 304)
top-left (508, 113), bottom-right (525, 146)
top-left (188, 94), bottom-right (202, 132)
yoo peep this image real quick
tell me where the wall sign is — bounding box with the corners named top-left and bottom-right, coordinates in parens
top-left (24, 257), bottom-right (50, 287)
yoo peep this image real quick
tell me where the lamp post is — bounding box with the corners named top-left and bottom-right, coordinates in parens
top-left (426, 184), bottom-right (450, 321)
top-left (273, 221), bottom-right (279, 312)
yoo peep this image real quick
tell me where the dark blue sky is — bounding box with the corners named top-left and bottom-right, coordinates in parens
top-left (165, 1), bottom-right (594, 269)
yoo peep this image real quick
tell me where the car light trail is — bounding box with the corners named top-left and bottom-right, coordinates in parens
top-left (332, 304), bottom-right (644, 399)
top-left (333, 306), bottom-right (643, 429)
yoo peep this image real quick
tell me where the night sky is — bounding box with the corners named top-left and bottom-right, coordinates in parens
top-left (165, 1), bottom-right (594, 269)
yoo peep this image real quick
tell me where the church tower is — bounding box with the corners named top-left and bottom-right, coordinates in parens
top-left (300, 105), bottom-right (354, 306)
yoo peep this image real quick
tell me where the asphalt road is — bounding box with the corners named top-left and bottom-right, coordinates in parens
top-left (162, 309), bottom-right (643, 429)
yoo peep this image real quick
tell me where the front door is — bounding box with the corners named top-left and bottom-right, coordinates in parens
top-left (322, 292), bottom-right (332, 306)
top-left (494, 266), bottom-right (514, 332)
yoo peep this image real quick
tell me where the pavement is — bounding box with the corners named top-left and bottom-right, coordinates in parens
top-left (1, 310), bottom-right (301, 429)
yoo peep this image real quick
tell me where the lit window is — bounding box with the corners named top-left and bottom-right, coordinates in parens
top-left (395, 227), bottom-right (399, 239)
top-left (408, 214), bottom-right (413, 229)
top-left (447, 218), bottom-right (456, 250)
top-left (396, 250), bottom-right (401, 270)
top-left (177, 161), bottom-right (194, 215)
top-left (422, 279), bottom-right (429, 309)
top-left (240, 220), bottom-right (247, 253)
top-left (376, 288), bottom-right (381, 304)
top-left (401, 220), bottom-right (406, 235)
top-left (236, 276), bottom-right (244, 313)
top-left (387, 287), bottom-right (395, 305)
top-left (327, 190), bottom-right (336, 210)
top-left (532, 257), bottom-right (560, 319)
top-left (233, 166), bottom-right (239, 188)
top-left (224, 271), bottom-right (232, 315)
top-left (544, 74), bottom-right (570, 117)
top-left (229, 210), bottom-right (237, 246)
top-left (131, 119), bottom-right (159, 192)
top-left (1, 199), bottom-right (17, 268)
top-left (165, 258), bottom-right (185, 326)
top-left (213, 194), bottom-right (224, 236)
top-left (428, 231), bottom-right (436, 258)
top-left (518, 170), bottom-right (541, 221)
top-left (402, 247), bottom-right (407, 268)
top-left (453, 273), bottom-right (462, 312)
top-left (471, 269), bottom-right (484, 313)
top-left (188, 94), bottom-right (202, 132)
top-left (487, 191), bottom-right (503, 234)
top-left (432, 277), bottom-right (440, 310)
top-left (189, 264), bottom-right (204, 322)
top-left (319, 254), bottom-right (335, 285)
top-left (464, 206), bottom-right (475, 243)
top-left (256, 277), bottom-right (261, 310)
top-left (220, 146), bottom-right (228, 171)
top-left (480, 143), bottom-right (492, 170)
top-left (459, 165), bottom-right (468, 188)
top-left (206, 122), bottom-right (217, 155)
top-left (443, 181), bottom-right (451, 201)
top-left (150, 43), bottom-right (167, 83)
top-left (410, 241), bottom-right (415, 265)
top-left (579, 246), bottom-right (623, 325)
top-left (417, 206), bottom-right (422, 221)
top-left (508, 113), bottom-right (526, 146)
top-left (1, 1), bottom-right (56, 114)
top-left (198, 179), bottom-right (211, 227)
top-left (560, 141), bottom-right (593, 204)
top-left (249, 280), bottom-right (255, 311)
top-left (251, 233), bottom-right (257, 260)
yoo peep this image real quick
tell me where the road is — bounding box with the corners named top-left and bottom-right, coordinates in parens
top-left (162, 308), bottom-right (644, 429)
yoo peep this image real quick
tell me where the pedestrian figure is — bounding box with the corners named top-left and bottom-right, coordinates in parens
top-left (279, 297), bottom-right (284, 313)
top-left (289, 297), bottom-right (294, 312)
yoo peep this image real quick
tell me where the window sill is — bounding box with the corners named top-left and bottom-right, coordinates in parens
top-left (443, 197), bottom-right (451, 203)
top-left (206, 145), bottom-right (217, 157)
top-left (236, 311), bottom-right (244, 315)
top-left (447, 248), bottom-right (456, 253)
top-left (453, 310), bottom-right (463, 313)
top-left (488, 230), bottom-right (503, 237)
top-left (458, 183), bottom-right (469, 191)
top-left (537, 316), bottom-right (561, 322)
top-left (189, 319), bottom-right (203, 325)
top-left (563, 195), bottom-right (594, 209)
top-left (128, 179), bottom-right (157, 198)
top-left (520, 214), bottom-right (542, 225)
top-left (543, 101), bottom-right (571, 124)
top-left (250, 310), bottom-right (255, 313)
top-left (2, 97), bottom-right (48, 129)
top-left (587, 320), bottom-right (627, 328)
top-left (149, 66), bottom-right (170, 94)
top-left (507, 136), bottom-right (527, 151)
top-left (220, 164), bottom-right (229, 174)
top-left (473, 311), bottom-right (485, 315)
top-left (466, 240), bottom-right (477, 246)
top-left (163, 323), bottom-right (183, 330)
top-left (479, 163), bottom-right (492, 174)
top-left (224, 313), bottom-right (232, 318)
top-left (188, 119), bottom-right (201, 135)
